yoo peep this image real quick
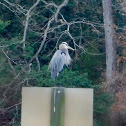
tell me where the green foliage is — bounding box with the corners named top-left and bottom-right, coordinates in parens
top-left (94, 93), bottom-right (112, 116)
top-left (0, 63), bottom-right (14, 85)
top-left (74, 46), bottom-right (105, 83)
top-left (28, 65), bottom-right (91, 88)
top-left (94, 119), bottom-right (109, 126)
top-left (22, 44), bottom-right (34, 60)
top-left (0, 20), bottom-right (10, 33)
top-left (0, 37), bottom-right (21, 47)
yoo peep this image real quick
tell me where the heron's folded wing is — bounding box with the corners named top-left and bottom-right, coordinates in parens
top-left (49, 50), bottom-right (66, 79)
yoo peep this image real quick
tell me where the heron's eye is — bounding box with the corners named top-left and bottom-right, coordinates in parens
top-left (62, 42), bottom-right (68, 46)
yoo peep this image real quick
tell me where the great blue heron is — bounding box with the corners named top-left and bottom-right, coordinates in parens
top-left (48, 42), bottom-right (74, 79)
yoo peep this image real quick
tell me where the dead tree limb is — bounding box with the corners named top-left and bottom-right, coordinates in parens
top-left (102, 0), bottom-right (117, 81)
top-left (22, 0), bottom-right (41, 49)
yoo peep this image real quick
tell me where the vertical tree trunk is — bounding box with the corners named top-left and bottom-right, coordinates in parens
top-left (102, 0), bottom-right (117, 81)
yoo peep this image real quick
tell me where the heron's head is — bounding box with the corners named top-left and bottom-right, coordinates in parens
top-left (59, 42), bottom-right (74, 51)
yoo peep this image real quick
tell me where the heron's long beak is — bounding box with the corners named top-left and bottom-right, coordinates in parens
top-left (67, 46), bottom-right (74, 51)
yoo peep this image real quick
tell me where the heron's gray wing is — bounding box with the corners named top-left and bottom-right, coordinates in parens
top-left (49, 50), bottom-right (66, 79)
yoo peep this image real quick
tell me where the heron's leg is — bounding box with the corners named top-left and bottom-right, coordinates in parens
top-left (56, 74), bottom-right (61, 87)
top-left (60, 75), bottom-right (61, 87)
top-left (55, 78), bottom-right (58, 87)
top-left (54, 78), bottom-right (56, 87)
top-left (59, 73), bottom-right (63, 87)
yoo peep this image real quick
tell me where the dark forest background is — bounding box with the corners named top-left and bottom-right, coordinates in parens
top-left (0, 0), bottom-right (126, 126)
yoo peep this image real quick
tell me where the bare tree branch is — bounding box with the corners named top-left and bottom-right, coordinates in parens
top-left (54, 0), bottom-right (69, 22)
top-left (2, 50), bottom-right (17, 65)
top-left (29, 17), bottom-right (54, 63)
top-left (22, 0), bottom-right (41, 49)
top-left (2, 0), bottom-right (26, 15)
top-left (41, 0), bottom-right (58, 8)
top-left (0, 2), bottom-right (15, 12)
top-left (36, 57), bottom-right (40, 71)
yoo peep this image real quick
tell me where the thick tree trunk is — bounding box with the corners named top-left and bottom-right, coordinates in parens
top-left (102, 0), bottom-right (117, 81)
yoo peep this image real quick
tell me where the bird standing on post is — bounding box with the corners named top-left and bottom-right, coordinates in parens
top-left (48, 42), bottom-right (74, 79)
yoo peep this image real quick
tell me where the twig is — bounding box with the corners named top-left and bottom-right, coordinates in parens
top-left (36, 57), bottom-right (40, 71)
